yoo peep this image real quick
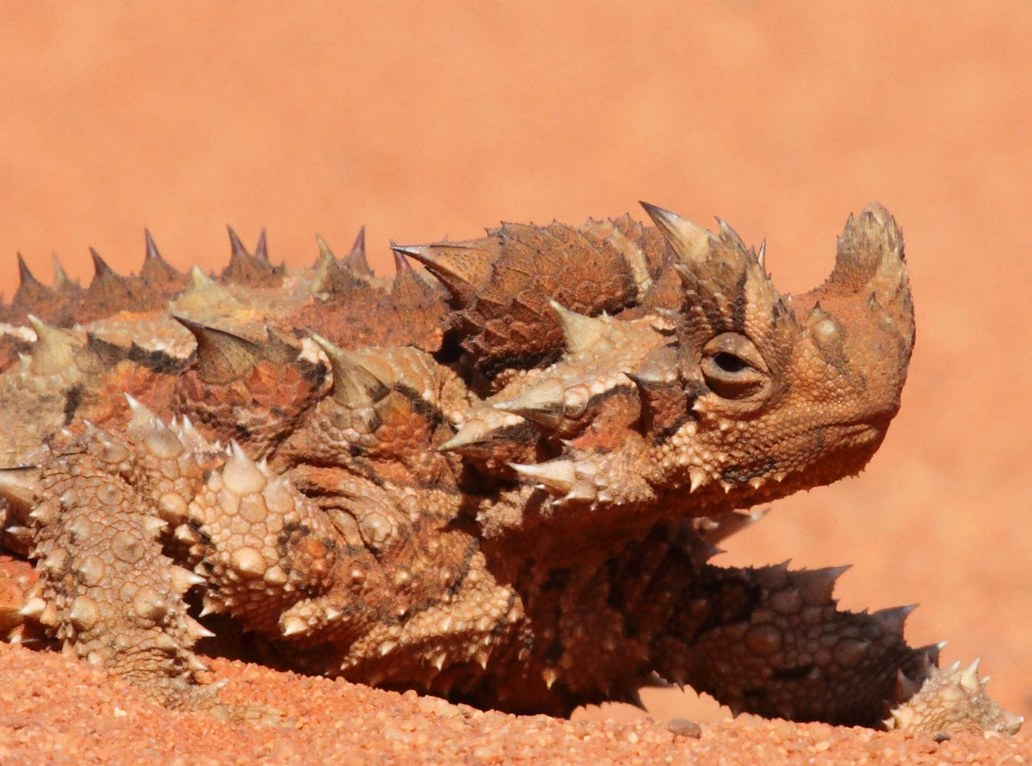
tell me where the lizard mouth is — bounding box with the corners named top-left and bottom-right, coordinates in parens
top-left (837, 421), bottom-right (883, 442)
top-left (809, 420), bottom-right (891, 482)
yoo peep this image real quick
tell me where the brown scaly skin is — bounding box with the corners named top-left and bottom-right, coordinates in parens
top-left (0, 205), bottom-right (1022, 733)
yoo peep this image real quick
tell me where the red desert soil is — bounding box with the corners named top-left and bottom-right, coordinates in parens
top-left (1, 3), bottom-right (1030, 764)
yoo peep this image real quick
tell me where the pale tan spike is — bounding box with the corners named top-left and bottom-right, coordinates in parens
top-left (491, 378), bottom-right (566, 428)
top-left (169, 566), bottom-right (205, 594)
top-left (173, 316), bottom-right (264, 384)
top-left (640, 201), bottom-right (714, 262)
top-left (26, 314), bottom-right (80, 375)
top-left (547, 300), bottom-right (609, 356)
top-left (188, 264), bottom-right (214, 289)
top-left (141, 517), bottom-right (167, 535)
top-left (688, 468), bottom-right (707, 494)
top-left (0, 466), bottom-right (40, 511)
top-left (309, 334), bottom-right (388, 407)
top-left (124, 393), bottom-right (158, 433)
top-left (140, 416), bottom-right (185, 461)
top-left (27, 504), bottom-right (58, 524)
top-left (959, 659), bottom-right (980, 692)
top-left (281, 616), bottom-right (309, 637)
top-left (510, 460), bottom-right (577, 494)
top-left (185, 616), bottom-right (216, 640)
top-left (223, 442), bottom-right (267, 496)
top-left (314, 233), bottom-right (336, 267)
top-left (439, 403), bottom-right (530, 461)
top-left (18, 597), bottom-right (46, 619)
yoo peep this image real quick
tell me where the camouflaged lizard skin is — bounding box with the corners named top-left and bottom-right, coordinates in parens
top-left (0, 204), bottom-right (1021, 733)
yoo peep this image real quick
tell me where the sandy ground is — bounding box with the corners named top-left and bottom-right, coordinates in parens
top-left (0, 2), bottom-right (1030, 763)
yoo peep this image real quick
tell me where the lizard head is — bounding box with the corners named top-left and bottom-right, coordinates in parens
top-left (643, 202), bottom-right (915, 505)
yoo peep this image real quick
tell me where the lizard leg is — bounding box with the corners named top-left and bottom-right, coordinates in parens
top-left (8, 401), bottom-right (353, 713)
top-left (17, 420), bottom-right (217, 710)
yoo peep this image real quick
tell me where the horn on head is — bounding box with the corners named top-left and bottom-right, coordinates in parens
top-left (818, 203), bottom-right (915, 347)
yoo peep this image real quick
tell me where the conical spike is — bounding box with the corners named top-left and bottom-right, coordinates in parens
top-left (510, 460), bottom-right (577, 494)
top-left (391, 241), bottom-right (475, 305)
top-left (185, 655), bottom-right (210, 674)
top-left (959, 659), bottom-right (980, 692)
top-left (142, 516), bottom-right (167, 535)
top-left (88, 247), bottom-right (117, 280)
top-left (793, 564), bottom-right (851, 605)
top-left (188, 265), bottom-right (214, 289)
top-left (438, 419), bottom-right (500, 456)
top-left (226, 225), bottom-right (249, 259)
top-left (314, 233), bottom-right (335, 265)
top-left (198, 597), bottom-right (219, 618)
top-left (16, 253), bottom-right (43, 289)
top-left (388, 245), bottom-right (438, 304)
top-left (222, 227), bottom-right (281, 285)
top-left (19, 597), bottom-right (46, 619)
top-left (621, 687), bottom-right (647, 711)
top-left (309, 334), bottom-right (389, 407)
top-left (547, 300), bottom-right (608, 355)
top-left (26, 314), bottom-right (78, 374)
top-left (894, 668), bottom-right (921, 702)
top-left (223, 441), bottom-right (267, 496)
top-left (174, 526), bottom-right (202, 550)
top-left (716, 217), bottom-right (747, 252)
top-left (140, 229), bottom-right (183, 286)
top-left (172, 315), bottom-right (262, 384)
top-left (871, 604), bottom-right (917, 635)
top-left (3, 525), bottom-right (32, 548)
top-left (254, 230), bottom-right (269, 263)
top-left (492, 378), bottom-right (566, 429)
top-left (391, 246), bottom-right (414, 278)
top-left (886, 706), bottom-right (915, 731)
top-left (51, 254), bottom-right (77, 292)
top-left (640, 201), bottom-right (714, 262)
top-left (688, 468), bottom-right (707, 494)
top-left (174, 414), bottom-right (206, 452)
top-left (627, 348), bottom-right (679, 387)
top-left (134, 412), bottom-right (184, 461)
top-left (185, 616), bottom-right (216, 640)
top-left (144, 229), bottom-right (161, 262)
top-left (541, 667), bottom-right (558, 691)
top-left (344, 226), bottom-right (371, 275)
top-left (281, 616), bottom-right (308, 637)
top-left (310, 240), bottom-right (342, 295)
top-left (0, 466), bottom-right (39, 511)
top-left (124, 393), bottom-right (158, 432)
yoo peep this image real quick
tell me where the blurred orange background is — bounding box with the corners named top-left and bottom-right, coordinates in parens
top-left (1, 2), bottom-right (1029, 721)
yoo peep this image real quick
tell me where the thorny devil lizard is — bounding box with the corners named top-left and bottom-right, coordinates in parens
top-left (0, 202), bottom-right (1022, 734)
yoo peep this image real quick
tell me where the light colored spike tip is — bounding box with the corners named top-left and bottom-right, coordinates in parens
top-left (885, 659), bottom-right (1023, 735)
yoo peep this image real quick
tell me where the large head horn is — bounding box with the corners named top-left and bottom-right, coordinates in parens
top-left (816, 202), bottom-right (915, 348)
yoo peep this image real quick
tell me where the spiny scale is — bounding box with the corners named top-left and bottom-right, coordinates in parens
top-left (0, 203), bottom-right (1020, 733)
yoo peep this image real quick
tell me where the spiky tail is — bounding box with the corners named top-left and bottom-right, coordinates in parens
top-left (648, 558), bottom-right (937, 727)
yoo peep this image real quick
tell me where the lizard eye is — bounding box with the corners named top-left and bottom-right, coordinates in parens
top-left (712, 352), bottom-right (749, 374)
top-left (700, 333), bottom-right (770, 400)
